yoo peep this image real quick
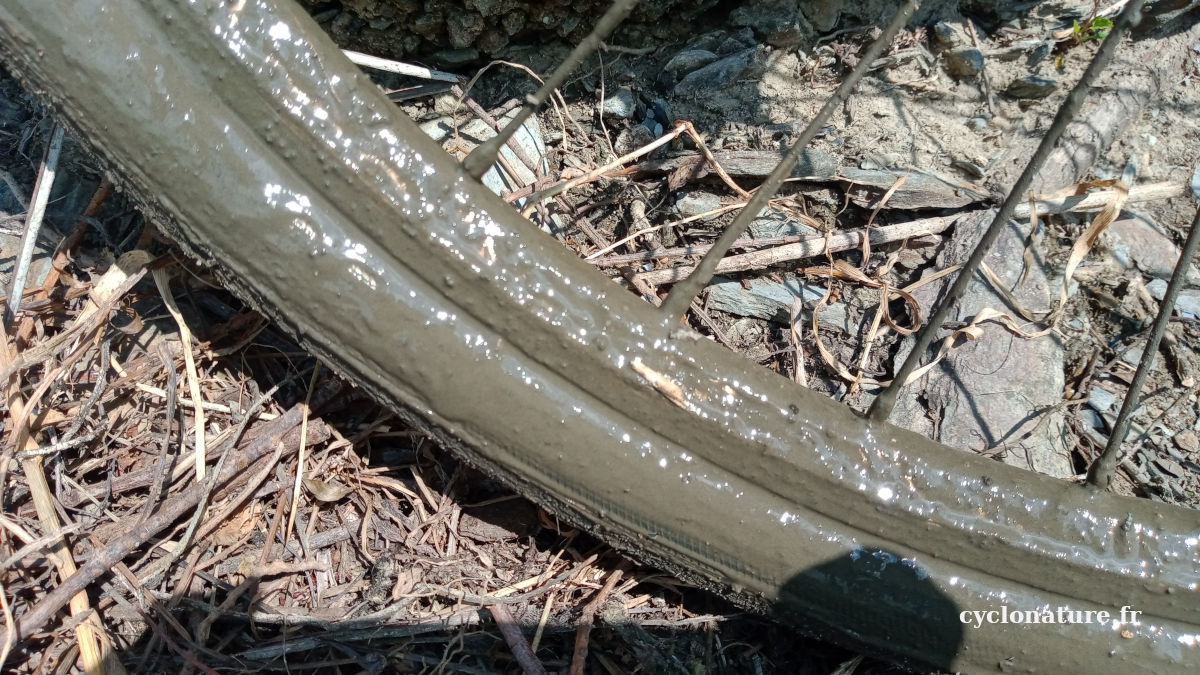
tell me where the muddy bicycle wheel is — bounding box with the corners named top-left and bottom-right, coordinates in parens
top-left (1, 0), bottom-right (1198, 671)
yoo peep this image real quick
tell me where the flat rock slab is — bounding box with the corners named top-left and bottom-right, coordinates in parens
top-left (706, 276), bottom-right (852, 333)
top-left (1108, 213), bottom-right (1200, 283)
top-left (419, 110), bottom-right (546, 202)
top-left (891, 209), bottom-right (1074, 478)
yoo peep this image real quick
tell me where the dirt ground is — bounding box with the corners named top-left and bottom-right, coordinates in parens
top-left (2, 1), bottom-right (1199, 673)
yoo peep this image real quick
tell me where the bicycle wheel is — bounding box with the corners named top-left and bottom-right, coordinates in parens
top-left (0, 0), bottom-right (1197, 672)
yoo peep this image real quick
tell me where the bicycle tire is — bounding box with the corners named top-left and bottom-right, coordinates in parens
top-left (0, 1), bottom-right (1197, 672)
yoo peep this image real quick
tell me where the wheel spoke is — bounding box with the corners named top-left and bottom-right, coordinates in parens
top-left (866, 0), bottom-right (1149, 422)
top-left (462, 0), bottom-right (640, 180)
top-left (659, 1), bottom-right (922, 321)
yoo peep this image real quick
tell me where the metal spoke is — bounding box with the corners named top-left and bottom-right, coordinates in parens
top-left (659, 0), bottom-right (922, 321)
top-left (866, 0), bottom-right (1148, 422)
top-left (461, 0), bottom-right (639, 180)
top-left (1088, 201), bottom-right (1200, 488)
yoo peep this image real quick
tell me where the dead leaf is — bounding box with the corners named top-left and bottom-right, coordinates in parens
top-left (303, 476), bottom-right (353, 502)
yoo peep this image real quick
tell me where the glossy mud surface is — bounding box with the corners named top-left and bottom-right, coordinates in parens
top-left (1, 0), bottom-right (1198, 671)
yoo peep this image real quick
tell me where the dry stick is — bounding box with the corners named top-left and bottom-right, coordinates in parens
top-left (569, 564), bottom-right (626, 675)
top-left (658, 0), bottom-right (922, 319)
top-left (286, 363), bottom-right (321, 553)
top-left (340, 49), bottom-right (460, 83)
top-left (602, 180), bottom-right (1182, 271)
top-left (141, 341), bottom-right (179, 526)
top-left (7, 406), bottom-right (306, 652)
top-left (463, 0), bottom-right (639, 179)
top-left (868, 0), bottom-right (1149, 422)
top-left (451, 85), bottom-right (541, 177)
top-left (0, 345), bottom-right (107, 674)
top-left (4, 123), bottom-right (63, 328)
top-left (521, 121), bottom-right (688, 211)
top-left (487, 603), bottom-right (549, 675)
top-left (634, 212), bottom-right (958, 285)
top-left (1088, 202), bottom-right (1200, 488)
top-left (152, 268), bottom-right (207, 480)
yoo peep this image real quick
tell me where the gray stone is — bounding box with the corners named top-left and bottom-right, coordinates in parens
top-left (601, 87), bottom-right (636, 119)
top-left (429, 48), bottom-right (479, 68)
top-left (675, 48), bottom-right (763, 94)
top-left (801, 0), bottom-right (843, 33)
top-left (966, 116), bottom-right (990, 132)
top-left (729, 0), bottom-right (813, 47)
top-left (419, 110), bottom-right (546, 207)
top-left (930, 21), bottom-right (967, 51)
top-left (1109, 214), bottom-right (1200, 282)
top-left (1088, 386), bottom-right (1118, 413)
top-left (1005, 75), bottom-right (1058, 99)
top-left (944, 48), bottom-right (985, 78)
top-left (663, 49), bottom-right (719, 76)
top-left (890, 209), bottom-right (1074, 478)
top-left (748, 211), bottom-right (820, 239)
top-left (707, 276), bottom-right (852, 333)
top-left (676, 192), bottom-right (722, 217)
top-left (1146, 278), bottom-right (1200, 318)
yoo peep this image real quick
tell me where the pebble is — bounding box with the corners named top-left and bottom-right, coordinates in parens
top-left (1146, 278), bottom-right (1200, 318)
top-left (1087, 386), bottom-right (1118, 413)
top-left (944, 48), bottom-right (985, 78)
top-left (930, 20), bottom-right (967, 51)
top-left (802, 0), bottom-right (842, 33)
top-left (601, 86), bottom-right (636, 119)
top-left (707, 277), bottom-right (851, 333)
top-left (1175, 429), bottom-right (1199, 453)
top-left (965, 116), bottom-right (989, 132)
top-left (1005, 75), bottom-right (1057, 99)
top-left (675, 48), bottom-right (760, 94)
top-left (748, 212), bottom-right (819, 239)
top-left (676, 192), bottom-right (722, 217)
top-left (1109, 214), bottom-right (1200, 282)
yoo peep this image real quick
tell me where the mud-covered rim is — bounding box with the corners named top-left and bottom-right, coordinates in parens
top-left (1, 0), bottom-right (1198, 671)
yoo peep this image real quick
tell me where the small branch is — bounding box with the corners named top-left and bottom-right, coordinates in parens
top-left (488, 604), bottom-right (548, 675)
top-left (4, 123), bottom-right (64, 327)
top-left (341, 50), bottom-right (460, 83)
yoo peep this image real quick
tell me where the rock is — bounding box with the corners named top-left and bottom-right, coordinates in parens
top-left (650, 98), bottom-right (673, 127)
top-left (419, 109), bottom-right (546, 205)
top-left (601, 86), bottom-right (636, 119)
top-left (717, 27), bottom-right (758, 55)
top-left (1005, 76), bottom-right (1058, 99)
top-left (944, 48), bottom-right (985, 79)
top-left (729, 0), bottom-right (813, 47)
top-left (676, 192), bottom-right (722, 217)
top-left (429, 48), bottom-right (479, 68)
top-left (858, 152), bottom-right (901, 170)
top-left (748, 211), bottom-right (820, 239)
top-left (706, 277), bottom-right (852, 333)
top-left (890, 209), bottom-right (1074, 478)
top-left (615, 124), bottom-right (655, 156)
top-left (802, 0), bottom-right (843, 33)
top-left (1146, 278), bottom-right (1200, 318)
top-left (1175, 429), bottom-right (1199, 453)
top-left (1108, 214), bottom-right (1200, 282)
top-left (664, 49), bottom-right (719, 76)
top-left (675, 48), bottom-right (763, 94)
top-left (1088, 386), bottom-right (1118, 413)
top-left (929, 20), bottom-right (968, 51)
top-left (966, 116), bottom-right (990, 132)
